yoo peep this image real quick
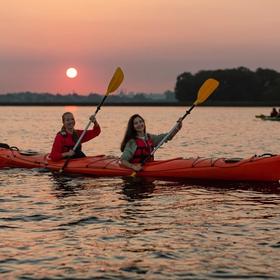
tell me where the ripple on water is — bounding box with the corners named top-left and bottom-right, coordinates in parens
top-left (1, 107), bottom-right (280, 279)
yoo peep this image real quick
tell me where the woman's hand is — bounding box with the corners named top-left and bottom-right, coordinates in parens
top-left (121, 160), bottom-right (143, 172)
top-left (89, 115), bottom-right (98, 125)
top-left (168, 118), bottom-right (183, 140)
top-left (89, 115), bottom-right (97, 124)
top-left (63, 150), bottom-right (75, 158)
top-left (130, 163), bottom-right (142, 172)
top-left (176, 118), bottom-right (183, 131)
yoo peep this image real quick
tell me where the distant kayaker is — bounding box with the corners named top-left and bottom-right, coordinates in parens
top-left (270, 108), bottom-right (278, 117)
top-left (120, 114), bottom-right (182, 172)
top-left (50, 112), bottom-right (101, 161)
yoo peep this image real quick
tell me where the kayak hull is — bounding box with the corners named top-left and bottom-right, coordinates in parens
top-left (1, 148), bottom-right (280, 183)
top-left (255, 115), bottom-right (280, 121)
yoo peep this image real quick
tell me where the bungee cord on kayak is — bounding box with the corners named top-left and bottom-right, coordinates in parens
top-left (0, 145), bottom-right (279, 182)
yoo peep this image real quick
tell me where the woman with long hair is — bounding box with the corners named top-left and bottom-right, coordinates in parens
top-left (120, 114), bottom-right (182, 172)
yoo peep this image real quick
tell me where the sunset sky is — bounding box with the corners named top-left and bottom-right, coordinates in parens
top-left (1, 0), bottom-right (280, 95)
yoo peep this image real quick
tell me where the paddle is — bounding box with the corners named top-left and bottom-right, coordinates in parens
top-left (59, 67), bottom-right (124, 173)
top-left (131, 78), bottom-right (219, 176)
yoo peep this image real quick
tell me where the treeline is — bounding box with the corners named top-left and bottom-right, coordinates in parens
top-left (1, 67), bottom-right (280, 106)
top-left (175, 67), bottom-right (280, 105)
top-left (0, 91), bottom-right (176, 105)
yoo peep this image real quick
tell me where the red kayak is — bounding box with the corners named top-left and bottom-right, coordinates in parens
top-left (0, 145), bottom-right (279, 183)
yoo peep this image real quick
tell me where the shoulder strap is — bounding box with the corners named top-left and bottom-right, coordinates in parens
top-left (59, 130), bottom-right (67, 137)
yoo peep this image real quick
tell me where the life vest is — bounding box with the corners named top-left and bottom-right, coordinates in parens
top-left (131, 135), bottom-right (154, 163)
top-left (60, 130), bottom-right (85, 158)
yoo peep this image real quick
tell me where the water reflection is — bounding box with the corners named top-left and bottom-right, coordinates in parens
top-left (3, 107), bottom-right (280, 279)
top-left (121, 177), bottom-right (155, 201)
top-left (159, 178), bottom-right (280, 193)
top-left (50, 171), bottom-right (280, 201)
top-left (50, 174), bottom-right (87, 198)
top-left (50, 172), bottom-right (156, 201)
top-left (193, 181), bottom-right (280, 196)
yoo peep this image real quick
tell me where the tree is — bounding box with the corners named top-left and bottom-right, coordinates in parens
top-left (174, 67), bottom-right (280, 104)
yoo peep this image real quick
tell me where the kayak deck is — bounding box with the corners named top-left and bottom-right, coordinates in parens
top-left (0, 147), bottom-right (280, 183)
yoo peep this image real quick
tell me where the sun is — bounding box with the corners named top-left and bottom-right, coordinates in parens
top-left (66, 67), bottom-right (78, 78)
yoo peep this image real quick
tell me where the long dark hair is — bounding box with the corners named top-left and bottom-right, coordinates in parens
top-left (120, 114), bottom-right (146, 152)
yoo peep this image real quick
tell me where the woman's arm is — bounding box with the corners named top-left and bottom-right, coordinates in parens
top-left (49, 134), bottom-right (64, 161)
top-left (50, 134), bottom-right (76, 161)
top-left (150, 119), bottom-right (183, 145)
top-left (120, 159), bottom-right (142, 172)
top-left (78, 123), bottom-right (101, 142)
top-left (168, 118), bottom-right (183, 140)
top-left (120, 140), bottom-right (142, 171)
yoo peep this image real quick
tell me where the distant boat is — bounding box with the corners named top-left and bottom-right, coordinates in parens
top-left (255, 114), bottom-right (280, 121)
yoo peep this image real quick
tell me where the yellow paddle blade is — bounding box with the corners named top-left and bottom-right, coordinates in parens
top-left (194, 78), bottom-right (219, 105)
top-left (106, 67), bottom-right (124, 95)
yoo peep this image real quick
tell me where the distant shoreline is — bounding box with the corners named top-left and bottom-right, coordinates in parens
top-left (0, 102), bottom-right (279, 107)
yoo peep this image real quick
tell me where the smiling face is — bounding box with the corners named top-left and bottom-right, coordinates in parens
top-left (62, 112), bottom-right (75, 132)
top-left (133, 116), bottom-right (145, 135)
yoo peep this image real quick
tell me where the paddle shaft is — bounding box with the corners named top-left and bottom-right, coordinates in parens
top-left (143, 104), bottom-right (195, 163)
top-left (72, 95), bottom-right (107, 151)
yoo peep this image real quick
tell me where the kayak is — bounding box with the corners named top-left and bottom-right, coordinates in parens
top-left (0, 146), bottom-right (279, 183)
top-left (255, 114), bottom-right (280, 121)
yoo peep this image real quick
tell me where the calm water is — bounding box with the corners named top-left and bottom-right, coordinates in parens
top-left (1, 106), bottom-right (280, 279)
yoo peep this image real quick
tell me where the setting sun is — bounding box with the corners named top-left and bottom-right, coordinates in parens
top-left (66, 67), bottom-right (78, 78)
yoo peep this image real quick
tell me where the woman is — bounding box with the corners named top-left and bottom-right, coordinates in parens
top-left (120, 114), bottom-right (182, 172)
top-left (50, 112), bottom-right (101, 161)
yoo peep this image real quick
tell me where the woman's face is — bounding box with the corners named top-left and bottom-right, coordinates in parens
top-left (63, 113), bottom-right (75, 131)
top-left (133, 116), bottom-right (145, 133)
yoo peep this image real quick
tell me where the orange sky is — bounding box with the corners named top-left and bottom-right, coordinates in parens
top-left (1, 0), bottom-right (280, 94)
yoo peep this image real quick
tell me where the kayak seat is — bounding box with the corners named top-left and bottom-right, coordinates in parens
top-left (224, 153), bottom-right (276, 164)
top-left (19, 150), bottom-right (39, 156)
top-left (0, 143), bottom-right (10, 149)
top-left (224, 158), bottom-right (243, 163)
top-left (257, 153), bottom-right (276, 158)
top-left (8, 145), bottom-right (38, 156)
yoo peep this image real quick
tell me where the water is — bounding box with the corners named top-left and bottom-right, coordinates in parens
top-left (1, 106), bottom-right (280, 279)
